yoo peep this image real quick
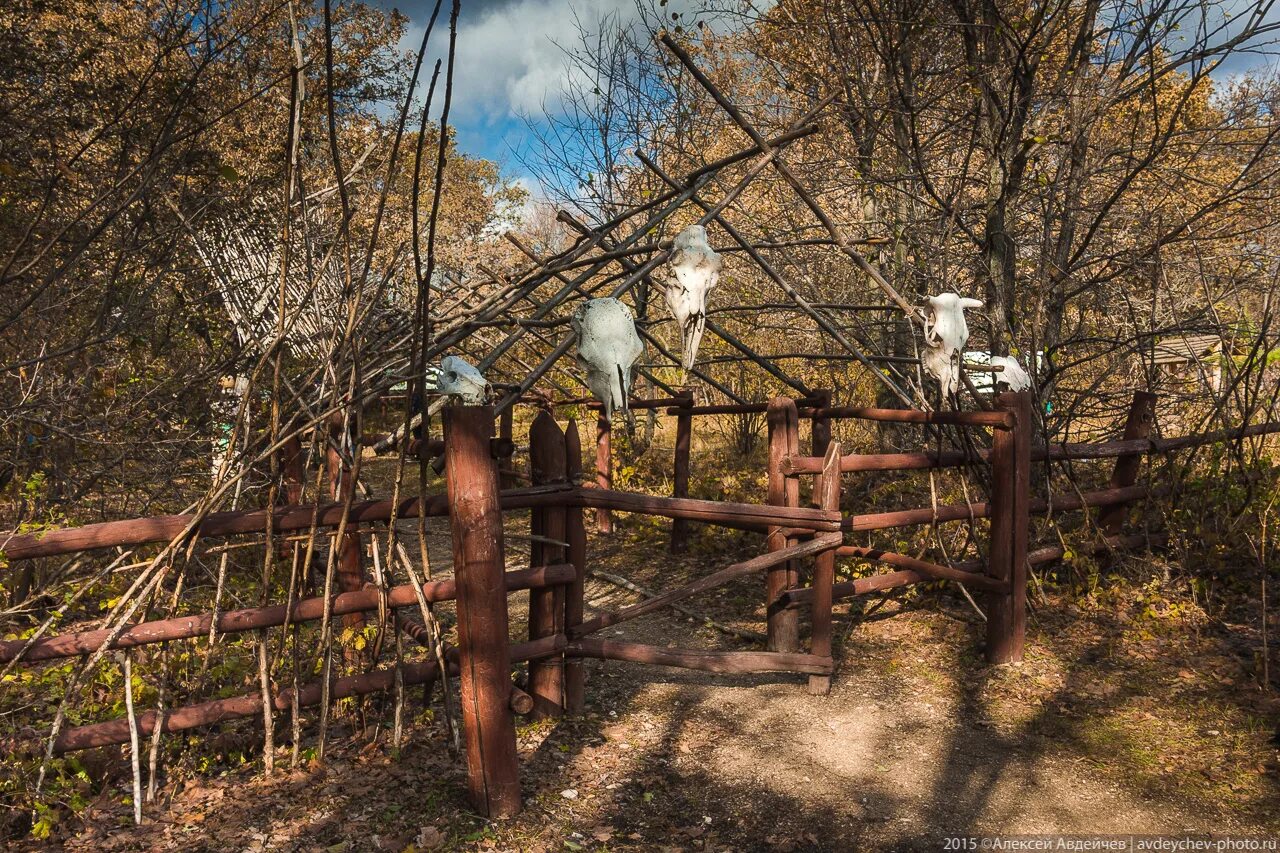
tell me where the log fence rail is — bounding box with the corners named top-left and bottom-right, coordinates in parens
top-left (2, 396), bottom-right (1277, 817)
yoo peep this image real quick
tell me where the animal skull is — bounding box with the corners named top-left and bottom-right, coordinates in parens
top-left (572, 297), bottom-right (644, 421)
top-left (989, 355), bottom-right (1032, 392)
top-left (436, 355), bottom-right (491, 405)
top-left (921, 293), bottom-right (983, 397)
top-left (665, 224), bottom-right (722, 371)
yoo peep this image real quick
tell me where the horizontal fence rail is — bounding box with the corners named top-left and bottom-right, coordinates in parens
top-left (0, 484), bottom-right (574, 562)
top-left (0, 565), bottom-right (575, 664)
top-left (779, 421), bottom-right (1280, 474)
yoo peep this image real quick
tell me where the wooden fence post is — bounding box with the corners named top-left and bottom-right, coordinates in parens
top-left (442, 404), bottom-right (521, 818)
top-left (595, 413), bottom-right (613, 534)
top-left (326, 413), bottom-right (365, 636)
top-left (809, 441), bottom-right (841, 695)
top-left (986, 391), bottom-right (1031, 664)
top-left (498, 406), bottom-right (516, 489)
top-left (527, 411), bottom-right (566, 718)
top-left (563, 419), bottom-right (587, 714)
top-left (1099, 391), bottom-right (1157, 535)
top-left (810, 389), bottom-right (832, 458)
top-left (670, 390), bottom-right (694, 553)
top-left (279, 434), bottom-right (305, 506)
top-left (766, 398), bottom-right (801, 653)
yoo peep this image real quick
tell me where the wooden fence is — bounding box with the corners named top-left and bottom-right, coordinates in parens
top-left (2, 393), bottom-right (1277, 817)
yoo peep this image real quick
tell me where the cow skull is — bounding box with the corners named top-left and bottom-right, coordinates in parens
top-left (921, 293), bottom-right (983, 397)
top-left (665, 224), bottom-right (722, 371)
top-left (572, 297), bottom-right (644, 421)
top-left (989, 355), bottom-right (1032, 392)
top-left (436, 355), bottom-right (491, 405)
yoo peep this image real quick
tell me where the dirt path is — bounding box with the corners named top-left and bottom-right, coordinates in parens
top-left (45, 518), bottom-right (1280, 852)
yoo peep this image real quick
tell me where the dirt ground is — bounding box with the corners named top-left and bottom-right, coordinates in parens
top-left (34, 506), bottom-right (1280, 852)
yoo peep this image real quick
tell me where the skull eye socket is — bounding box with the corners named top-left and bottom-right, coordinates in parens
top-left (446, 371), bottom-right (458, 382)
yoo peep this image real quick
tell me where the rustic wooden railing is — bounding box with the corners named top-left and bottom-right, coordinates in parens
top-left (2, 395), bottom-right (1276, 819)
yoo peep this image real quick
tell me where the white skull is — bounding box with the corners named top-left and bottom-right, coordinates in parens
top-left (571, 298), bottom-right (644, 421)
top-left (921, 293), bottom-right (983, 397)
top-left (665, 224), bottom-right (722, 371)
top-left (436, 355), bottom-right (491, 405)
top-left (989, 355), bottom-right (1032, 392)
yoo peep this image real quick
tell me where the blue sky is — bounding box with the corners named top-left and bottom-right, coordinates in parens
top-left (375, 0), bottom-right (1279, 208)
top-left (376, 0), bottom-right (709, 201)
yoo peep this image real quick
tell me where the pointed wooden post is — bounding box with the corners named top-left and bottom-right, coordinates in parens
top-left (986, 391), bottom-right (1031, 664)
top-left (498, 406), bottom-right (516, 489)
top-left (527, 411), bottom-right (566, 718)
top-left (563, 419), bottom-right (587, 714)
top-left (766, 398), bottom-right (801, 652)
top-left (809, 441), bottom-right (841, 695)
top-left (1099, 391), bottom-right (1157, 535)
top-left (443, 404), bottom-right (521, 818)
top-left (594, 413), bottom-right (613, 534)
top-left (326, 413), bottom-right (365, 637)
top-left (810, 389), bottom-right (832, 458)
top-left (279, 434), bottom-right (305, 506)
top-left (670, 390), bottom-right (694, 553)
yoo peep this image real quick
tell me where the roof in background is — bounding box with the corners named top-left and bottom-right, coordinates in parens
top-left (1152, 333), bottom-right (1222, 365)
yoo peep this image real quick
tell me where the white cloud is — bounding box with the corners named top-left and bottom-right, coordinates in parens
top-left (403, 0), bottom-right (705, 123)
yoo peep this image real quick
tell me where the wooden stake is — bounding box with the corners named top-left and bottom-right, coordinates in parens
top-left (443, 405), bottom-right (521, 819)
top-left (766, 398), bottom-right (802, 652)
top-left (527, 411), bottom-right (566, 718)
top-left (327, 413), bottom-right (366, 641)
top-left (563, 419), bottom-right (587, 714)
top-left (809, 442), bottom-right (841, 694)
top-left (498, 406), bottom-right (516, 489)
top-left (986, 392), bottom-right (1031, 664)
top-left (670, 390), bottom-right (694, 553)
top-left (1099, 391), bottom-right (1157, 535)
top-left (810, 389), bottom-right (832, 458)
top-left (595, 413), bottom-right (612, 534)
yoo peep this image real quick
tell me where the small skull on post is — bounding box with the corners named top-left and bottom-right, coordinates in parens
top-left (571, 298), bottom-right (644, 421)
top-left (665, 224), bottom-right (722, 371)
top-left (921, 293), bottom-right (983, 398)
top-left (437, 355), bottom-right (492, 405)
top-left (989, 355), bottom-right (1032, 392)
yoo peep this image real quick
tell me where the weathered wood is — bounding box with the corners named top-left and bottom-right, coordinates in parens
top-left (566, 637), bottom-right (832, 675)
top-left (810, 390), bottom-right (832, 458)
top-left (0, 485), bottom-right (575, 562)
top-left (498, 406), bottom-right (517, 489)
top-left (571, 534), bottom-right (841, 638)
top-left (563, 419), bottom-right (587, 714)
top-left (766, 398), bottom-right (802, 652)
top-left (809, 442), bottom-right (841, 694)
top-left (782, 569), bottom-right (928, 607)
top-left (0, 565), bottom-right (575, 664)
top-left (1099, 391), bottom-right (1157, 535)
top-left (443, 405), bottom-right (521, 818)
top-left (842, 484), bottom-right (1153, 532)
top-left (576, 489), bottom-right (839, 531)
top-left (594, 414), bottom-right (612, 534)
top-left (783, 531), bottom-right (1166, 608)
top-left (278, 434), bottom-right (305, 506)
top-left (838, 546), bottom-right (1004, 591)
top-left (527, 411), bottom-right (566, 719)
top-left (508, 685), bottom-right (535, 716)
top-left (799, 406), bottom-right (1015, 428)
top-left (327, 413), bottom-right (366, 638)
top-left (670, 390), bottom-right (694, 553)
top-left (662, 398), bottom-right (823, 417)
top-left (986, 392), bottom-right (1031, 664)
top-left (50, 636), bottom-right (565, 754)
top-left (784, 448), bottom-right (985, 474)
